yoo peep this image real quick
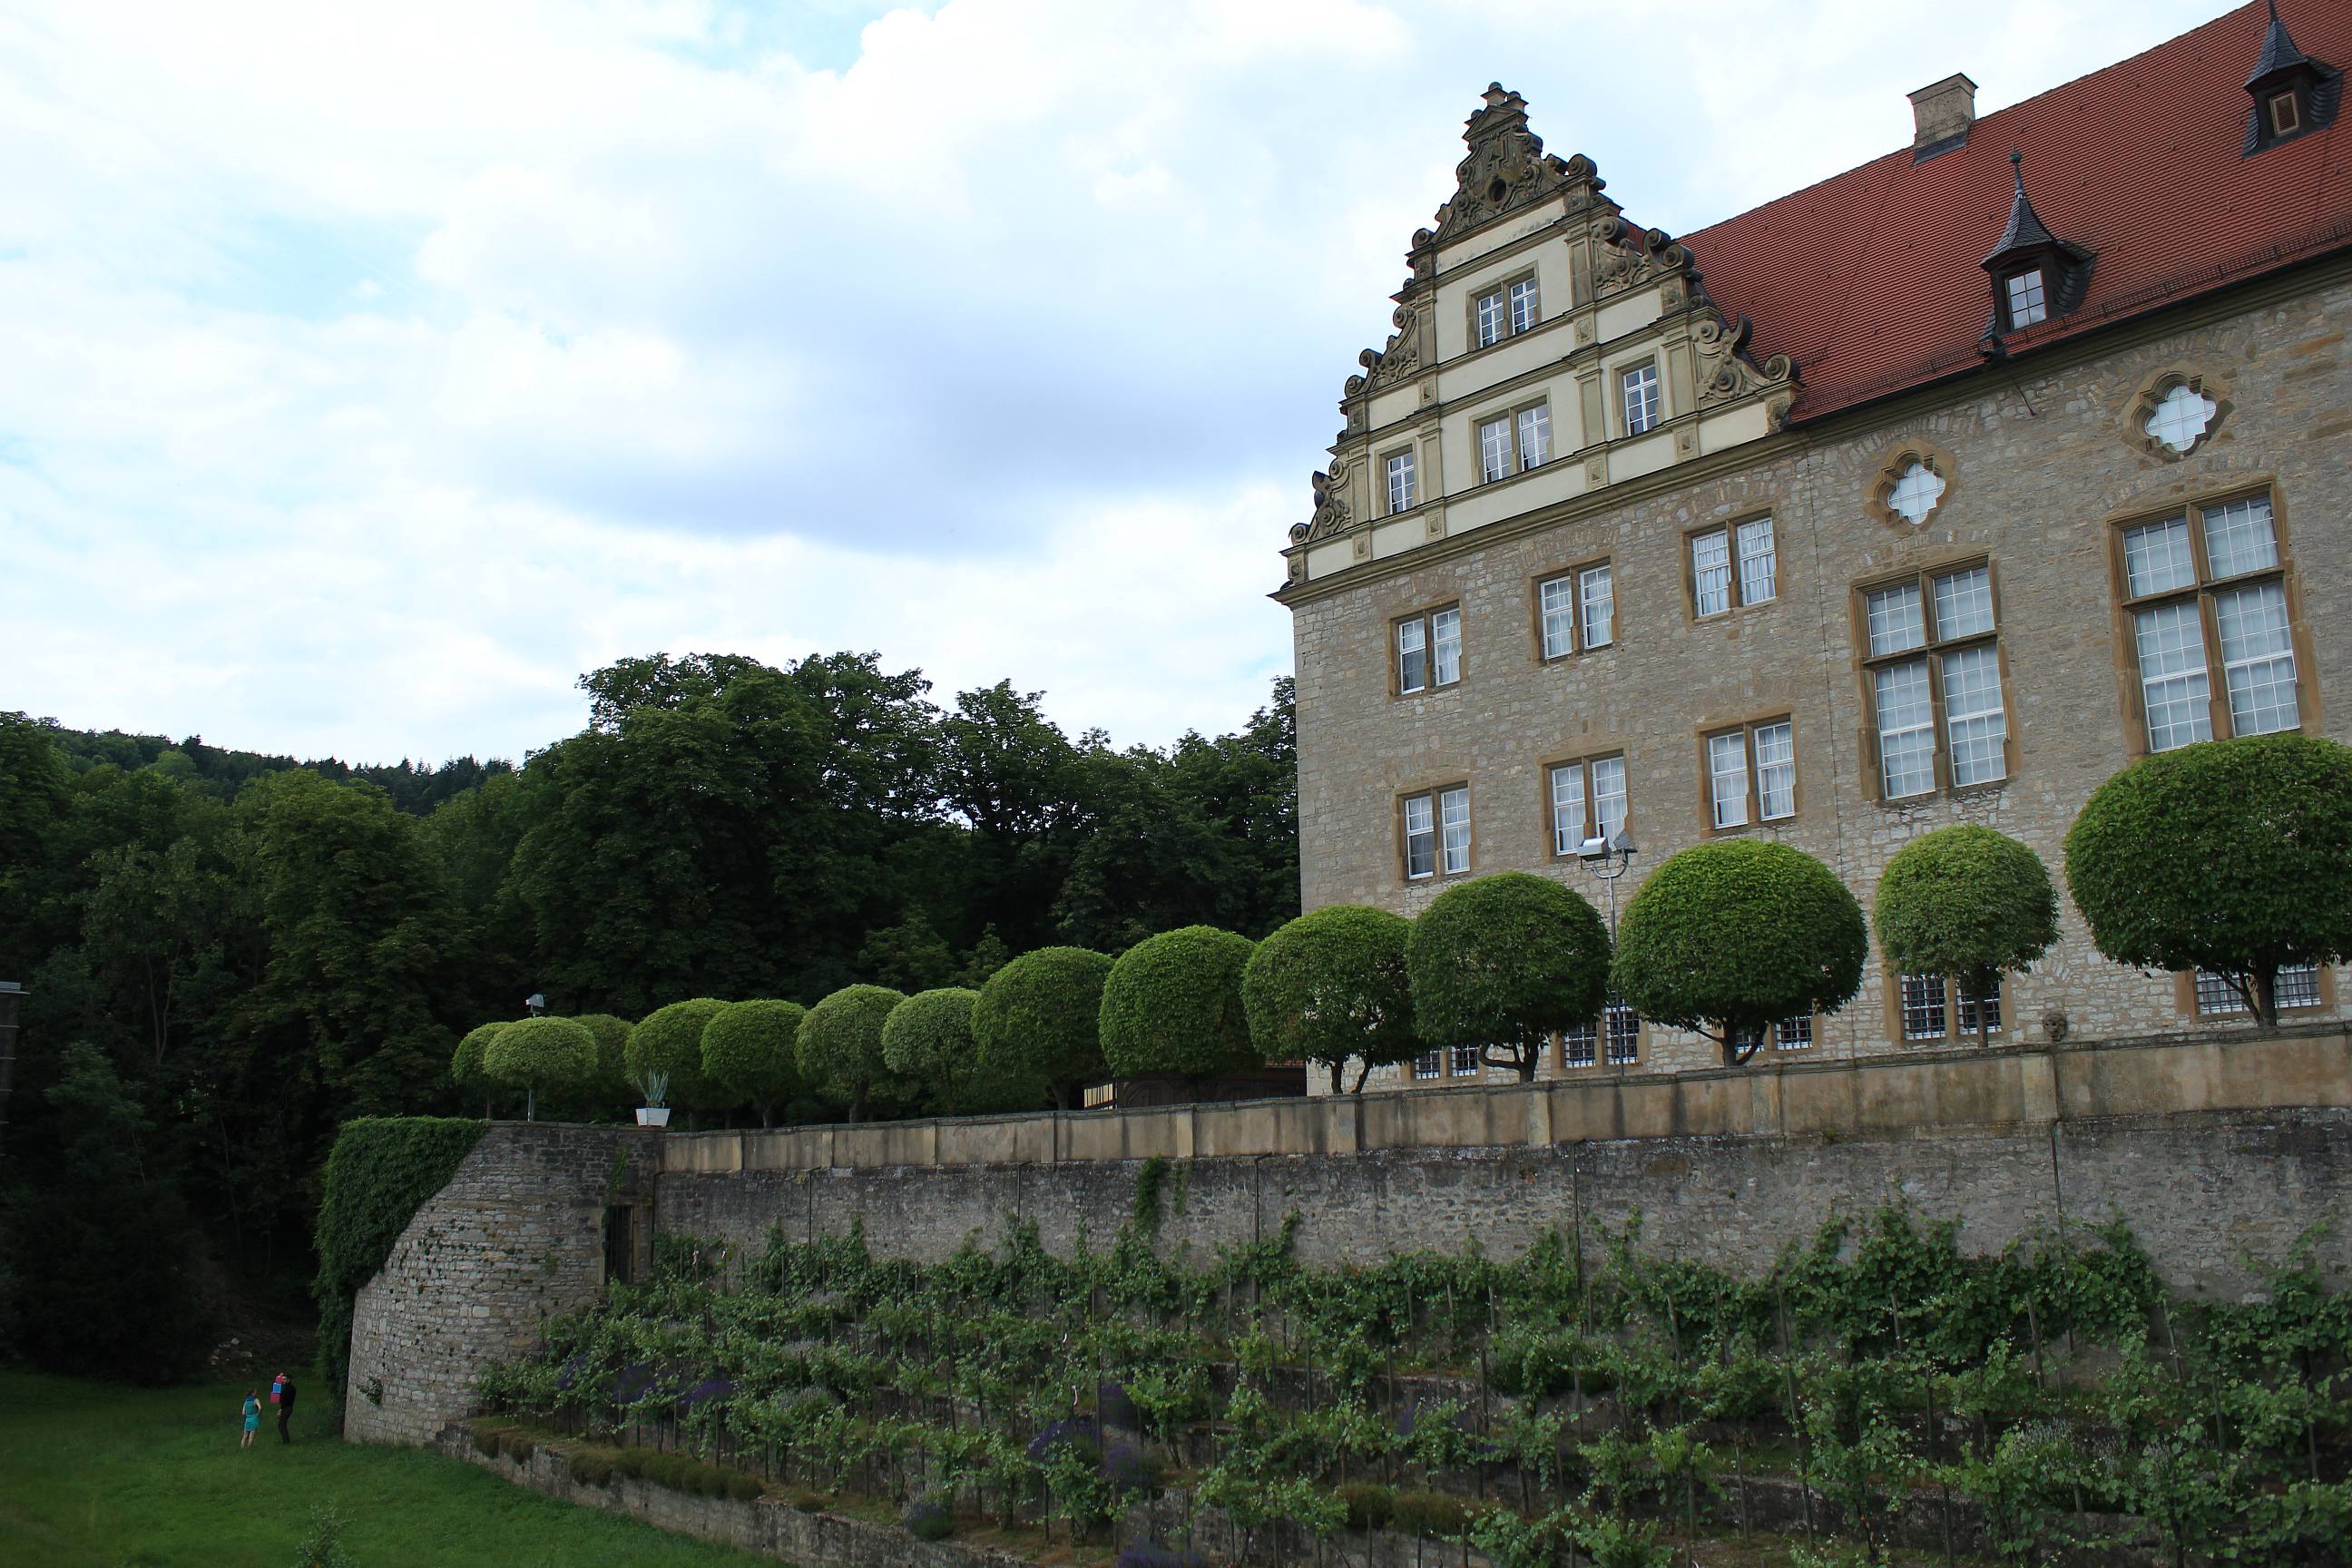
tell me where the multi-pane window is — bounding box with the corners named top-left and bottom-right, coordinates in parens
top-left (1548, 754), bottom-right (1628, 857)
top-left (1386, 449), bottom-right (1416, 514)
top-left (1774, 1014), bottom-right (1815, 1051)
top-left (1622, 362), bottom-right (1661, 436)
top-left (1900, 973), bottom-right (2004, 1042)
top-left (2145, 384), bottom-right (2218, 454)
top-left (1413, 1050), bottom-right (1443, 1081)
top-left (1888, 461), bottom-right (1945, 524)
top-left (1480, 416), bottom-right (1511, 483)
top-left (1509, 277), bottom-right (1539, 334)
top-left (1516, 404), bottom-right (1550, 470)
top-left (2118, 495), bottom-right (2300, 751)
top-left (1476, 289), bottom-right (1507, 348)
top-left (1402, 784), bottom-right (1470, 881)
top-left (1691, 517), bottom-right (1777, 618)
top-left (1395, 605), bottom-right (1461, 695)
top-left (1562, 1001), bottom-right (1640, 1068)
top-left (1450, 1044), bottom-right (1482, 1076)
top-left (2004, 268), bottom-right (2047, 329)
top-left (1535, 561), bottom-right (1613, 661)
top-left (2195, 964), bottom-right (2323, 1016)
top-left (1860, 563), bottom-right (2007, 799)
top-left (1706, 718), bottom-right (1796, 830)
top-left (1477, 403), bottom-right (1553, 484)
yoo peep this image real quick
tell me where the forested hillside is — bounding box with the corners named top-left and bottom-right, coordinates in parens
top-left (0, 651), bottom-right (1297, 1380)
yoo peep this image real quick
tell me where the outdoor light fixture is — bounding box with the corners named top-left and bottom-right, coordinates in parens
top-left (1581, 829), bottom-right (1640, 939)
top-left (524, 993), bottom-right (547, 1017)
top-left (0, 980), bottom-right (25, 1161)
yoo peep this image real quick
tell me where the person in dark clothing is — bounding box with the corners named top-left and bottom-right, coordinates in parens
top-left (272, 1372), bottom-right (296, 1443)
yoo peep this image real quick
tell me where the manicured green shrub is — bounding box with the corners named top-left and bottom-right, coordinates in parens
top-left (1391, 1488), bottom-right (1470, 1537)
top-left (1406, 872), bottom-right (1610, 1080)
top-left (1337, 1480), bottom-right (1396, 1531)
top-left (2065, 734), bottom-right (2352, 1026)
top-left (568, 1450), bottom-right (616, 1485)
top-left (1242, 905), bottom-right (1419, 1093)
top-left (451, 1023), bottom-right (504, 1116)
top-left (700, 999), bottom-right (807, 1126)
top-left (573, 1014), bottom-right (635, 1106)
top-left (484, 1016), bottom-right (596, 1121)
top-left (472, 1424), bottom-right (504, 1458)
top-left (880, 986), bottom-right (995, 1114)
top-left (1098, 926), bottom-right (1261, 1084)
top-left (624, 998), bottom-right (726, 1112)
top-left (612, 1447), bottom-right (652, 1480)
top-left (723, 1471), bottom-right (763, 1501)
top-left (972, 946), bottom-right (1114, 1109)
top-left (901, 1494), bottom-right (954, 1539)
top-left (1875, 826), bottom-right (2060, 1045)
top-left (505, 1434), bottom-right (536, 1465)
top-left (796, 985), bottom-right (908, 1122)
top-left (1611, 841), bottom-right (1866, 1065)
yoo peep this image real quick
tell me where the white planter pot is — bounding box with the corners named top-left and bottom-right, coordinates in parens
top-left (635, 1106), bottom-right (671, 1128)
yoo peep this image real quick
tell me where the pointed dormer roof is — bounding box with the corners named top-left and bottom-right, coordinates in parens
top-left (2248, 1), bottom-right (2316, 91)
top-left (1983, 152), bottom-right (2059, 267)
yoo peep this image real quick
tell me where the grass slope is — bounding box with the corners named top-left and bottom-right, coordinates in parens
top-left (0, 1370), bottom-right (772, 1568)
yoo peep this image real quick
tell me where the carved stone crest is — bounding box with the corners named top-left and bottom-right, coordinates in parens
top-left (1691, 309), bottom-right (1798, 427)
top-left (1428, 85), bottom-right (1601, 243)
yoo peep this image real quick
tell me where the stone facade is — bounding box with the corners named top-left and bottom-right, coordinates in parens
top-left (343, 1123), bottom-right (661, 1445)
top-left (1279, 72), bottom-right (2352, 1089)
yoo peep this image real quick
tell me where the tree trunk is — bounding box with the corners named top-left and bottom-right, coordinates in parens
top-left (1349, 1060), bottom-right (1372, 1093)
top-left (2252, 964), bottom-right (2279, 1028)
top-left (1329, 1061), bottom-right (1345, 1094)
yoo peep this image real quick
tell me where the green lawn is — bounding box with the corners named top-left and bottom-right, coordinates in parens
top-left (0, 1370), bottom-right (775, 1568)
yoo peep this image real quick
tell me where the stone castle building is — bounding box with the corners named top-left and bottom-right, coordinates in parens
top-left (1275, 1), bottom-right (2351, 1089)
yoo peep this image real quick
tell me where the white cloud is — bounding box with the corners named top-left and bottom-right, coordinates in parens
top-left (0, 0), bottom-right (2229, 762)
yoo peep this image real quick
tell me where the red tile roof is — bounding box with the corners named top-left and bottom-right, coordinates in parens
top-left (1678, 1), bottom-right (2352, 422)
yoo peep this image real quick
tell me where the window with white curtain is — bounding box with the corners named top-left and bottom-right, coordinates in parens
top-left (1860, 563), bottom-right (2006, 799)
top-left (2117, 495), bottom-right (2300, 750)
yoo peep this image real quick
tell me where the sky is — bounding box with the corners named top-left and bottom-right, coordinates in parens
top-left (1, 0), bottom-right (2237, 766)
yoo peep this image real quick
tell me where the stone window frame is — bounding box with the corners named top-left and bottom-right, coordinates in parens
top-left (1882, 970), bottom-right (2009, 1045)
top-left (1465, 264), bottom-right (1543, 352)
top-left (2170, 963), bottom-right (2336, 1020)
top-left (1472, 393), bottom-right (1557, 485)
top-left (1397, 779), bottom-right (1475, 884)
top-left (1383, 445), bottom-right (1419, 515)
top-left (1529, 554), bottom-right (1615, 663)
top-left (1538, 747), bottom-right (1632, 861)
top-left (1851, 554), bottom-right (2014, 805)
top-left (1553, 998), bottom-right (1645, 1071)
top-left (2120, 364), bottom-right (2233, 461)
top-left (1683, 513), bottom-right (1779, 623)
top-left (1998, 264), bottom-right (2048, 331)
top-left (2104, 484), bottom-right (2315, 758)
top-left (1863, 437), bottom-right (1961, 534)
top-left (1694, 711), bottom-right (1800, 836)
top-left (1390, 601), bottom-right (1465, 699)
top-left (1619, 358), bottom-right (1663, 437)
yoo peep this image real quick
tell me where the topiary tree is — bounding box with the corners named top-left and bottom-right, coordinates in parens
top-left (882, 987), bottom-right (1000, 1115)
top-left (484, 1016), bottom-right (597, 1122)
top-left (625, 998), bottom-right (727, 1121)
top-left (796, 985), bottom-right (908, 1122)
top-left (1406, 871), bottom-right (1611, 1081)
top-left (971, 946), bottom-right (1114, 1110)
top-left (700, 999), bottom-right (807, 1127)
top-left (2065, 733), bottom-right (2352, 1027)
top-left (450, 1022), bottom-right (504, 1117)
top-left (1611, 840), bottom-right (1867, 1067)
top-left (1875, 826), bottom-right (2060, 1047)
top-left (1098, 925), bottom-right (1262, 1088)
top-left (573, 1013), bottom-right (634, 1112)
top-left (1242, 905), bottom-right (1420, 1093)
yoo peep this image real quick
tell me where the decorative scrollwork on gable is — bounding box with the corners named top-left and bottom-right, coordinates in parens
top-left (1691, 309), bottom-right (1799, 429)
top-left (1428, 85), bottom-right (1603, 244)
top-left (1302, 452), bottom-right (1354, 543)
top-left (1367, 302), bottom-right (1422, 389)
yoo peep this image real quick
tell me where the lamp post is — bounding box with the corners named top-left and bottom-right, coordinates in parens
top-left (0, 981), bottom-right (26, 1161)
top-left (524, 993), bottom-right (546, 1018)
top-left (1577, 828), bottom-right (1640, 941)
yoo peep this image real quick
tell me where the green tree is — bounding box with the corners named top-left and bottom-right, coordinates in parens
top-left (1406, 871), bottom-right (1610, 1081)
top-left (484, 1016), bottom-right (595, 1121)
top-left (796, 985), bottom-right (908, 1122)
top-left (572, 1012), bottom-right (634, 1111)
top-left (451, 1023), bottom-right (505, 1117)
top-left (882, 986), bottom-right (998, 1114)
top-left (971, 946), bottom-right (1113, 1110)
top-left (1242, 905), bottom-right (1419, 1093)
top-left (1611, 841), bottom-right (1867, 1065)
top-left (1874, 826), bottom-right (2060, 1046)
top-left (2065, 734), bottom-right (2352, 1026)
top-left (857, 911), bottom-right (959, 994)
top-left (701, 999), bottom-right (807, 1126)
top-left (1098, 926), bottom-right (1261, 1086)
top-left (624, 997), bottom-right (726, 1116)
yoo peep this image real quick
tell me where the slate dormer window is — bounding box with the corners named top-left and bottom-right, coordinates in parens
top-left (1980, 152), bottom-right (2091, 338)
top-left (2244, 3), bottom-right (2340, 154)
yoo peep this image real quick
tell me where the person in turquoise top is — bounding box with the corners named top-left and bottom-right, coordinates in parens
top-left (240, 1388), bottom-right (261, 1449)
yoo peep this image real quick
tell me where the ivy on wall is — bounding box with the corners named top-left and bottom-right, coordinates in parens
top-left (312, 1115), bottom-right (486, 1408)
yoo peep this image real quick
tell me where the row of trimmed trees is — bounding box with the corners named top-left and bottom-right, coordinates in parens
top-left (456, 735), bottom-right (2352, 1115)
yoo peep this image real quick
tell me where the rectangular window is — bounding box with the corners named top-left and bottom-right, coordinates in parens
top-left (1774, 1014), bottom-right (1815, 1051)
top-left (1439, 785), bottom-right (1471, 875)
top-left (2196, 964), bottom-right (2322, 1015)
top-left (1548, 753), bottom-right (1629, 856)
top-left (2117, 495), bottom-right (2300, 750)
top-left (1707, 718), bottom-right (1797, 828)
top-left (1450, 1043), bottom-right (1481, 1076)
top-left (1413, 1049), bottom-right (1443, 1081)
top-left (1691, 530), bottom-right (1732, 617)
top-left (1860, 562), bottom-right (2006, 799)
top-left (1560, 1022), bottom-right (1597, 1069)
top-left (2270, 91), bottom-right (2301, 137)
top-left (1516, 404), bottom-right (1550, 469)
top-left (1900, 974), bottom-right (2006, 1042)
top-left (1602, 1000), bottom-right (1640, 1065)
top-left (1403, 792), bottom-right (1436, 880)
top-left (2004, 268), bottom-right (2046, 328)
top-left (1509, 277), bottom-right (1539, 334)
top-left (1539, 575), bottom-right (1577, 660)
top-left (1955, 985), bottom-right (2002, 1038)
top-left (1708, 730), bottom-right (1750, 829)
top-left (1737, 517), bottom-right (1777, 605)
top-left (1480, 416), bottom-right (1511, 483)
top-left (1622, 362), bottom-right (1660, 436)
top-left (1386, 449), bottom-right (1416, 514)
top-left (1580, 564), bottom-right (1614, 648)
top-left (1754, 720), bottom-right (1796, 819)
top-left (1395, 605), bottom-right (1460, 694)
top-left (1476, 289), bottom-right (1506, 348)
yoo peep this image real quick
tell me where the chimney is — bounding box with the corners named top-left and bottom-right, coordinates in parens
top-left (1908, 74), bottom-right (1977, 160)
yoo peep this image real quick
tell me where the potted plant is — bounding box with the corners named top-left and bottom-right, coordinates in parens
top-left (634, 1071), bottom-right (671, 1128)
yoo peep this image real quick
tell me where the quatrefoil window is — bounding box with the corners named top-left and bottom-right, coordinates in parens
top-left (2145, 383), bottom-right (2218, 454)
top-left (1888, 462), bottom-right (1945, 525)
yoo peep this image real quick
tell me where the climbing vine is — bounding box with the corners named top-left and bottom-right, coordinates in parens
top-left (313, 1115), bottom-right (485, 1407)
